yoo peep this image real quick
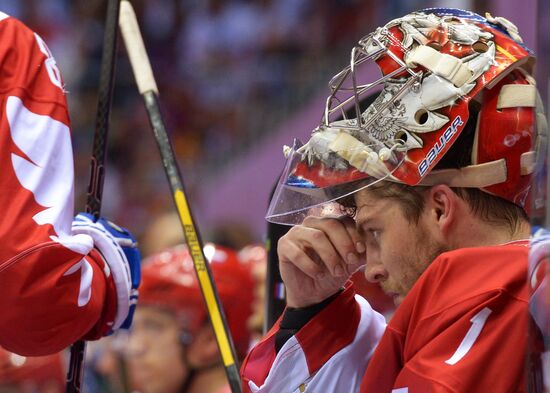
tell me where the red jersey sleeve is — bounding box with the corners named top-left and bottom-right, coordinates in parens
top-left (241, 285), bottom-right (386, 393)
top-left (361, 241), bottom-right (531, 393)
top-left (0, 13), bottom-right (117, 356)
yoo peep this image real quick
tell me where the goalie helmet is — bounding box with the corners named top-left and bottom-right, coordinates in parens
top-left (139, 243), bottom-right (255, 357)
top-left (267, 8), bottom-right (545, 224)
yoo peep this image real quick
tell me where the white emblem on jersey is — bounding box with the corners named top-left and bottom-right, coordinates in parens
top-left (63, 258), bottom-right (93, 307)
top-left (8, 96), bottom-right (74, 242)
top-left (445, 307), bottom-right (492, 365)
top-left (8, 96), bottom-right (97, 306)
top-left (391, 388), bottom-right (409, 393)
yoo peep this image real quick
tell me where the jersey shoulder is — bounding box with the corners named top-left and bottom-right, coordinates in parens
top-left (382, 242), bottom-right (531, 392)
top-left (0, 12), bottom-right (66, 107)
top-left (424, 241), bottom-right (528, 302)
top-left (393, 241), bottom-right (530, 331)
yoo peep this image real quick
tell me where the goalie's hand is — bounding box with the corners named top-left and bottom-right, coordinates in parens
top-left (278, 215), bottom-right (365, 308)
top-left (72, 212), bottom-right (141, 332)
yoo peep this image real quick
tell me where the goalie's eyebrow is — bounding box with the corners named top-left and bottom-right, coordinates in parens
top-left (355, 214), bottom-right (374, 236)
top-left (354, 200), bottom-right (383, 233)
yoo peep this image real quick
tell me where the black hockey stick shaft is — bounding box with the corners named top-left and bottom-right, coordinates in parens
top-left (66, 0), bottom-right (121, 392)
top-left (264, 189), bottom-right (289, 332)
top-left (118, 2), bottom-right (242, 391)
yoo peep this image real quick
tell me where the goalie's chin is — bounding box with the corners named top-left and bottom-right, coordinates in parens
top-left (389, 293), bottom-right (405, 306)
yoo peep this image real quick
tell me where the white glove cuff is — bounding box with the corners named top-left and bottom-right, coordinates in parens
top-left (72, 219), bottom-right (132, 330)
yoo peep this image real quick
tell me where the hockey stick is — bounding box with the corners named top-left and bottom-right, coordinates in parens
top-left (264, 183), bottom-right (289, 332)
top-left (66, 0), bottom-right (121, 392)
top-left (118, 2), bottom-right (242, 392)
top-left (264, 220), bottom-right (288, 332)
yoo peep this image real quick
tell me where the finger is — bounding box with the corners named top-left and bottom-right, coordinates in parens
top-left (282, 225), bottom-right (345, 278)
top-left (299, 226), bottom-right (347, 278)
top-left (339, 216), bottom-right (366, 265)
top-left (278, 236), bottom-right (325, 279)
top-left (304, 216), bottom-right (358, 268)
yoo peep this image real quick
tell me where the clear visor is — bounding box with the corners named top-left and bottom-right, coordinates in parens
top-left (266, 138), bottom-right (406, 225)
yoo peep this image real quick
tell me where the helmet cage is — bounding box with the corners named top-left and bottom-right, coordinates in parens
top-left (323, 27), bottom-right (422, 133)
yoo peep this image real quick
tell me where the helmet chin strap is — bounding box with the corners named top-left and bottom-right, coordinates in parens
top-left (418, 158), bottom-right (509, 188)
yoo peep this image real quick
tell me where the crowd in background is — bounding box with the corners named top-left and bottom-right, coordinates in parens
top-left (0, 0), bottom-right (478, 243)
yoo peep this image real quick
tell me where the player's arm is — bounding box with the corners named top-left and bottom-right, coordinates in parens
top-left (241, 216), bottom-right (386, 393)
top-left (242, 286), bottom-right (386, 393)
top-left (0, 13), bottom-right (140, 356)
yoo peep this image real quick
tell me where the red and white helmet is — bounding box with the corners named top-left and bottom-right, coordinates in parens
top-left (267, 8), bottom-right (546, 224)
top-left (139, 243), bottom-right (255, 357)
top-left (0, 347), bottom-right (65, 391)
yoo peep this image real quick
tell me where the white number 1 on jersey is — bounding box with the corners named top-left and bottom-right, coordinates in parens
top-left (445, 307), bottom-right (492, 365)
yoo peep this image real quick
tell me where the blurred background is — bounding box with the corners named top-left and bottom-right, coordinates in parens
top-left (0, 1), bottom-right (545, 392)
top-left (0, 0), bottom-right (539, 248)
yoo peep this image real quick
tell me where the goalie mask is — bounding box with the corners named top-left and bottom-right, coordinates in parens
top-left (267, 8), bottom-right (544, 225)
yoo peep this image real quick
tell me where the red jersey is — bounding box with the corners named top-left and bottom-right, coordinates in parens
top-left (242, 241), bottom-right (532, 393)
top-left (0, 13), bottom-right (117, 356)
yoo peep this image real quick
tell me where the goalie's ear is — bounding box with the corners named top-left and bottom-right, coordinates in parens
top-left (424, 184), bottom-right (460, 239)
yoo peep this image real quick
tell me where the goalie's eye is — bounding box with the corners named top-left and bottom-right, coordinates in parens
top-left (364, 228), bottom-right (381, 246)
